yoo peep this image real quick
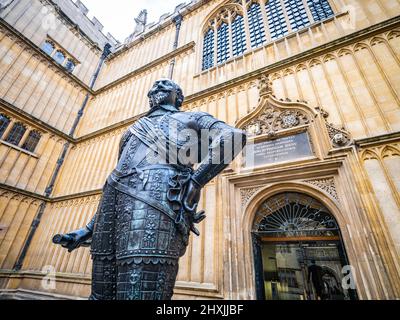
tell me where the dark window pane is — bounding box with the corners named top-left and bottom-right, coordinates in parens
top-left (0, 114), bottom-right (11, 138)
top-left (265, 0), bottom-right (289, 40)
top-left (284, 0), bottom-right (310, 31)
top-left (217, 22), bottom-right (230, 64)
top-left (5, 122), bottom-right (26, 146)
top-left (232, 15), bottom-right (247, 57)
top-left (54, 50), bottom-right (66, 65)
top-left (42, 41), bottom-right (55, 56)
top-left (202, 29), bottom-right (215, 70)
top-left (307, 0), bottom-right (334, 22)
top-left (65, 59), bottom-right (76, 72)
top-left (21, 130), bottom-right (41, 153)
top-left (247, 2), bottom-right (266, 48)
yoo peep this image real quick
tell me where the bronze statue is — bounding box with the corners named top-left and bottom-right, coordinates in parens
top-left (53, 79), bottom-right (247, 300)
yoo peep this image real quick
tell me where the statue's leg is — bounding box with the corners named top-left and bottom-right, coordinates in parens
top-left (89, 183), bottom-right (118, 300)
top-left (89, 257), bottom-right (117, 300)
top-left (116, 261), bottom-right (179, 300)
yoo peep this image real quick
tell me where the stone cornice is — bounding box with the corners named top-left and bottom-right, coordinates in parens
top-left (51, 189), bottom-right (102, 202)
top-left (74, 113), bottom-right (143, 143)
top-left (184, 16), bottom-right (400, 105)
top-left (0, 183), bottom-right (47, 202)
top-left (0, 98), bottom-right (73, 143)
top-left (94, 41), bottom-right (196, 94)
top-left (355, 132), bottom-right (400, 149)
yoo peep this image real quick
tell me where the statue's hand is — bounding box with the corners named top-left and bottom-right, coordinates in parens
top-left (183, 179), bottom-right (201, 213)
top-left (53, 227), bottom-right (92, 253)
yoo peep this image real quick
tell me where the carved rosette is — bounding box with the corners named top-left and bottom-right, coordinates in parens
top-left (274, 110), bottom-right (309, 131)
top-left (244, 107), bottom-right (310, 137)
top-left (304, 178), bottom-right (339, 201)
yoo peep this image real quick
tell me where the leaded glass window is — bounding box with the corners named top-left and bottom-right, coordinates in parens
top-left (232, 15), bottom-right (246, 57)
top-left (5, 122), bottom-right (26, 146)
top-left (217, 22), bottom-right (230, 64)
top-left (0, 114), bottom-right (11, 138)
top-left (247, 2), bottom-right (266, 48)
top-left (202, 29), bottom-right (215, 70)
top-left (307, 0), bottom-right (334, 22)
top-left (266, 0), bottom-right (289, 40)
top-left (54, 50), bottom-right (66, 65)
top-left (21, 130), bottom-right (41, 153)
top-left (65, 59), bottom-right (76, 73)
top-left (201, 0), bottom-right (335, 70)
top-left (284, 0), bottom-right (310, 31)
top-left (42, 40), bottom-right (55, 56)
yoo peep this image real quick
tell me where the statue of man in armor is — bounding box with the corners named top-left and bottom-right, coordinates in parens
top-left (53, 79), bottom-right (247, 300)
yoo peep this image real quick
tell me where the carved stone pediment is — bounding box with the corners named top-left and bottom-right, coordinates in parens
top-left (237, 75), bottom-right (314, 137)
top-left (316, 107), bottom-right (353, 148)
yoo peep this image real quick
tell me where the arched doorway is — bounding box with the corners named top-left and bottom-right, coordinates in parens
top-left (252, 192), bottom-right (357, 300)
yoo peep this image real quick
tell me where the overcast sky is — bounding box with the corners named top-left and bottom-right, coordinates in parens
top-left (81, 0), bottom-right (187, 42)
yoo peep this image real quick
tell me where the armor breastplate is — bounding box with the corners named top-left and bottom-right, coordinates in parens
top-left (91, 110), bottom-right (221, 262)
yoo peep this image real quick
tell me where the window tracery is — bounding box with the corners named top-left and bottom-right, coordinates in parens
top-left (202, 0), bottom-right (334, 70)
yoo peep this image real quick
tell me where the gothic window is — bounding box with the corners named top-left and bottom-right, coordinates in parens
top-left (265, 0), bottom-right (289, 40)
top-left (247, 2), bottom-right (266, 48)
top-left (202, 29), bottom-right (215, 70)
top-left (0, 114), bottom-right (11, 138)
top-left (21, 130), bottom-right (41, 153)
top-left (217, 22), bottom-right (230, 64)
top-left (22, 130), bottom-right (42, 152)
top-left (54, 50), bottom-right (66, 65)
top-left (232, 15), bottom-right (247, 57)
top-left (201, 0), bottom-right (335, 70)
top-left (42, 40), bottom-right (55, 56)
top-left (283, 0), bottom-right (310, 31)
top-left (65, 59), bottom-right (76, 73)
top-left (5, 122), bottom-right (26, 146)
top-left (307, 0), bottom-right (334, 22)
top-left (42, 39), bottom-right (79, 73)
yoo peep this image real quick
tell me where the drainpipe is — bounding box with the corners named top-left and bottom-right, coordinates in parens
top-left (13, 43), bottom-right (112, 271)
top-left (168, 14), bottom-right (183, 79)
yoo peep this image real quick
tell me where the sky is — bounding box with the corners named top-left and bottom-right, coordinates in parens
top-left (80, 0), bottom-right (187, 42)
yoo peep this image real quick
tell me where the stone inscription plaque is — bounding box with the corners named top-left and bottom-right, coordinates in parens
top-left (245, 132), bottom-right (313, 167)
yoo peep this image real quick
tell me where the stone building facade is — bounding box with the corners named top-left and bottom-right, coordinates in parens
top-left (0, 0), bottom-right (399, 300)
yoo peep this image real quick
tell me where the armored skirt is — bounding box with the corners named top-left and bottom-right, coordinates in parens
top-left (89, 165), bottom-right (191, 300)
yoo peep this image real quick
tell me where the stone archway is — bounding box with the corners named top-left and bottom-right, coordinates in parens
top-left (240, 183), bottom-right (360, 300)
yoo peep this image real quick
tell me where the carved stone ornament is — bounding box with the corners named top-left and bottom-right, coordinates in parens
top-left (241, 186), bottom-right (264, 208)
top-left (315, 107), bottom-right (352, 148)
top-left (239, 75), bottom-right (311, 137)
top-left (304, 178), bottom-right (339, 201)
